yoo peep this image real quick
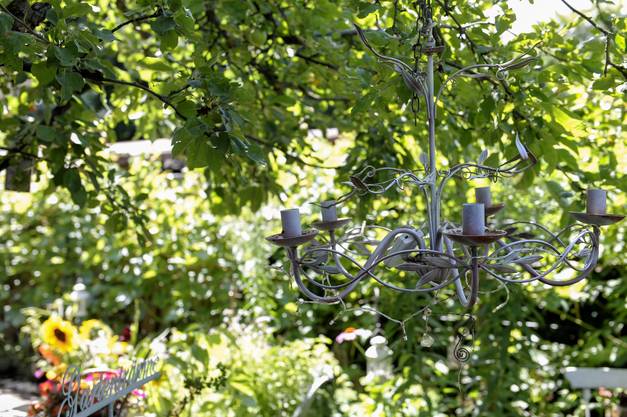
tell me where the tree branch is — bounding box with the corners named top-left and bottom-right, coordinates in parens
top-left (0, 4), bottom-right (49, 44)
top-left (294, 52), bottom-right (338, 70)
top-left (97, 77), bottom-right (187, 120)
top-left (111, 9), bottom-right (162, 33)
top-left (560, 0), bottom-right (626, 78)
top-left (560, 0), bottom-right (611, 36)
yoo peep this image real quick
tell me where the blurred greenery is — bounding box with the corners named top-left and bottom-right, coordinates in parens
top-left (1, 0), bottom-right (626, 416)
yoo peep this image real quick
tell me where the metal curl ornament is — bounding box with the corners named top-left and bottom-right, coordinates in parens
top-left (452, 316), bottom-right (475, 364)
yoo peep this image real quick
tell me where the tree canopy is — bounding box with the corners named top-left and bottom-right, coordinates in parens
top-left (1, 0), bottom-right (625, 223)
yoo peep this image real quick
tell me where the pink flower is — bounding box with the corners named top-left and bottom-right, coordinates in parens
top-left (335, 327), bottom-right (372, 344)
top-left (132, 389), bottom-right (146, 398)
top-left (84, 371), bottom-right (118, 382)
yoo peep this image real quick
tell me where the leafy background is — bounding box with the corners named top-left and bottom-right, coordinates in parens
top-left (1, 0), bottom-right (626, 416)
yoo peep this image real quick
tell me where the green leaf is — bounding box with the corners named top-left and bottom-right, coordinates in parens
top-left (63, 168), bottom-right (81, 193)
top-left (62, 168), bottom-right (87, 206)
top-left (357, 4), bottom-right (379, 18)
top-left (0, 12), bottom-right (12, 34)
top-left (151, 16), bottom-right (176, 34)
top-left (230, 381), bottom-right (256, 397)
top-left (591, 77), bottom-right (613, 90)
top-left (56, 70), bottom-right (85, 100)
top-left (243, 141), bottom-right (267, 165)
top-left (63, 2), bottom-right (92, 17)
top-left (174, 10), bottom-right (195, 35)
top-left (54, 45), bottom-right (79, 67)
top-left (615, 34), bottom-right (625, 51)
top-left (351, 92), bottom-right (375, 116)
top-left (160, 30), bottom-right (178, 50)
top-left (177, 100), bottom-right (197, 118)
top-left (35, 126), bottom-right (60, 143)
top-left (186, 137), bottom-right (212, 168)
top-left (31, 62), bottom-right (57, 86)
top-left (94, 29), bottom-right (117, 42)
top-left (137, 57), bottom-right (173, 71)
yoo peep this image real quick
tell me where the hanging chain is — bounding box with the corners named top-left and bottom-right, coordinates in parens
top-left (410, 0), bottom-right (432, 124)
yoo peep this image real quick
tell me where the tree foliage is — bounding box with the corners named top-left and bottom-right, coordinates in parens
top-left (1, 0), bottom-right (626, 416)
top-left (1, 0), bottom-right (625, 218)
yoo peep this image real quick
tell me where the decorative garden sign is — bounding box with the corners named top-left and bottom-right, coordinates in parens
top-left (57, 358), bottom-right (159, 417)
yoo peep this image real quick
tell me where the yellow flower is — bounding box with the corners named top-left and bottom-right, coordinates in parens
top-left (79, 319), bottom-right (112, 340)
top-left (41, 316), bottom-right (77, 353)
top-left (45, 363), bottom-right (68, 381)
top-left (108, 336), bottom-right (130, 355)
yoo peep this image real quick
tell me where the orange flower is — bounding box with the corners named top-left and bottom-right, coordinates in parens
top-left (38, 380), bottom-right (59, 398)
top-left (38, 345), bottom-right (61, 365)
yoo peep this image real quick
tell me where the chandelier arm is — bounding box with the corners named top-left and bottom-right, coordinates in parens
top-left (483, 229), bottom-right (598, 284)
top-left (467, 247), bottom-right (480, 308)
top-left (443, 235), bottom-right (479, 308)
top-left (498, 230), bottom-right (596, 272)
top-left (538, 227), bottom-right (600, 286)
top-left (435, 63), bottom-right (503, 113)
top-left (328, 230), bottom-right (358, 280)
top-left (436, 163), bottom-right (496, 202)
top-left (555, 223), bottom-right (590, 242)
top-left (436, 162), bottom-right (506, 199)
top-left (426, 44), bottom-right (440, 250)
top-left (292, 227), bottom-right (423, 298)
top-left (479, 264), bottom-right (541, 284)
top-left (296, 243), bottom-right (470, 296)
top-left (297, 264), bottom-right (361, 290)
top-left (422, 185), bottom-right (432, 222)
top-left (346, 168), bottom-right (430, 196)
top-left (287, 247), bottom-right (356, 303)
top-left (501, 221), bottom-right (569, 247)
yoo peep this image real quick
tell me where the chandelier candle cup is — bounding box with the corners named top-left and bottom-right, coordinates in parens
top-left (475, 187), bottom-right (492, 207)
top-left (586, 189), bottom-right (607, 215)
top-left (281, 208), bottom-right (302, 237)
top-left (321, 200), bottom-right (338, 222)
top-left (462, 203), bottom-right (485, 235)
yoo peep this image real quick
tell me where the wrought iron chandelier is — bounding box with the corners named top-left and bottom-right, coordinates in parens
top-left (266, 10), bottom-right (624, 311)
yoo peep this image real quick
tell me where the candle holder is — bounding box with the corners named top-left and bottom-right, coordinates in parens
top-left (265, 17), bottom-right (623, 310)
top-left (569, 189), bottom-right (624, 226)
top-left (475, 187), bottom-right (505, 217)
top-left (312, 200), bottom-right (352, 231)
top-left (281, 208), bottom-right (302, 237)
top-left (443, 228), bottom-right (508, 247)
top-left (266, 208), bottom-right (319, 248)
top-left (266, 229), bottom-right (319, 248)
top-left (462, 203), bottom-right (485, 235)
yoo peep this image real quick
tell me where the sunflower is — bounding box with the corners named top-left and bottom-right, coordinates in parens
top-left (41, 316), bottom-right (77, 353)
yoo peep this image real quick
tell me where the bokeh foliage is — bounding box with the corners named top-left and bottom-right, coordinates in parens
top-left (1, 0), bottom-right (626, 416)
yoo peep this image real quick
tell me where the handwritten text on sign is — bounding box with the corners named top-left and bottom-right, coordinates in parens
top-left (57, 358), bottom-right (160, 417)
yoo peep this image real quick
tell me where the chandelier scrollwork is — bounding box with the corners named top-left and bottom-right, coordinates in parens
top-left (266, 13), bottom-right (624, 312)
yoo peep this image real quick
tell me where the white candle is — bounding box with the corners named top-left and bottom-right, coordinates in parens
top-left (281, 208), bottom-right (302, 237)
top-left (586, 189), bottom-right (606, 215)
top-left (462, 203), bottom-right (485, 235)
top-left (321, 200), bottom-right (338, 222)
top-left (475, 187), bottom-right (492, 207)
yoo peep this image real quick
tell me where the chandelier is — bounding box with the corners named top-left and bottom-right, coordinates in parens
top-left (266, 13), bottom-right (624, 312)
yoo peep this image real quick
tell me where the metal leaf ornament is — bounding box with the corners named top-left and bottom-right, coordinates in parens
top-left (515, 133), bottom-right (529, 160)
top-left (354, 24), bottom-right (426, 97)
top-left (478, 149), bottom-right (489, 165)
